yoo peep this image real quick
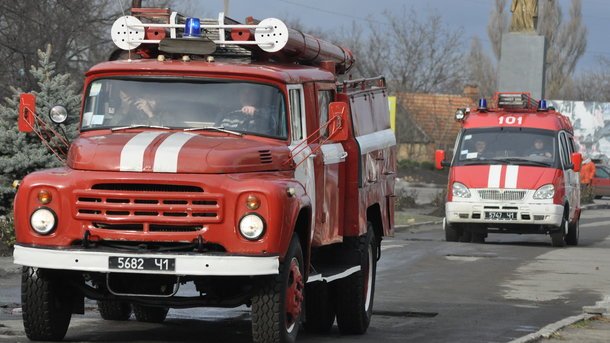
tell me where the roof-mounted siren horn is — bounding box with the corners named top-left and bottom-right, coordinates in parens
top-left (110, 12), bottom-right (290, 55)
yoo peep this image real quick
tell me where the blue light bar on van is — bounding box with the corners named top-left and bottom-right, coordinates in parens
top-left (538, 99), bottom-right (548, 111)
top-left (478, 98), bottom-right (488, 111)
top-left (184, 17), bottom-right (201, 37)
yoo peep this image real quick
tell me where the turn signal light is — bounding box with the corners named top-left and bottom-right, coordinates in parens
top-left (246, 194), bottom-right (261, 210)
top-left (37, 190), bottom-right (52, 204)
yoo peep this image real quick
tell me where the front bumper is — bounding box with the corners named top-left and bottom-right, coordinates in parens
top-left (13, 245), bottom-right (279, 276)
top-left (446, 201), bottom-right (564, 227)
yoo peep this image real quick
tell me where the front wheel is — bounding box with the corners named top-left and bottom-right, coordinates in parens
top-left (551, 216), bottom-right (568, 247)
top-left (251, 235), bottom-right (304, 343)
top-left (22, 267), bottom-right (73, 341)
top-left (444, 220), bottom-right (460, 242)
top-left (566, 217), bottom-right (579, 246)
top-left (336, 224), bottom-right (377, 334)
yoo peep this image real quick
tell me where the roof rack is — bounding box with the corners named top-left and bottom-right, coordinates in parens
top-left (494, 92), bottom-right (538, 110)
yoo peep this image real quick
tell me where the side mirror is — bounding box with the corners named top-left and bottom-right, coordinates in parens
top-left (328, 101), bottom-right (349, 142)
top-left (49, 105), bottom-right (68, 124)
top-left (18, 93), bottom-right (36, 133)
top-left (435, 149), bottom-right (449, 170)
top-left (571, 152), bottom-right (582, 172)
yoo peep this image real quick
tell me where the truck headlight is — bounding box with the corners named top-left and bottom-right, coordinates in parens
top-left (239, 214), bottom-right (266, 240)
top-left (533, 184), bottom-right (555, 199)
top-left (452, 182), bottom-right (471, 198)
top-left (30, 207), bottom-right (57, 235)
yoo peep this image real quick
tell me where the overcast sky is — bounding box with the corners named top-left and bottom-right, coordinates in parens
top-left (177, 0), bottom-right (609, 73)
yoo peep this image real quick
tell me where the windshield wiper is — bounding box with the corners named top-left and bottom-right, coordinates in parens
top-left (111, 124), bottom-right (171, 132)
top-left (462, 158), bottom-right (507, 165)
top-left (184, 126), bottom-right (243, 137)
top-left (502, 157), bottom-right (552, 167)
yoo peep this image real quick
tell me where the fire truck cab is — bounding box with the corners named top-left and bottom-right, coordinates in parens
top-left (436, 93), bottom-right (582, 247)
top-left (13, 8), bottom-right (396, 343)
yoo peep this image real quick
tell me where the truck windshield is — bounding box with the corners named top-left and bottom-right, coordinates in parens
top-left (454, 127), bottom-right (559, 167)
top-left (81, 78), bottom-right (287, 139)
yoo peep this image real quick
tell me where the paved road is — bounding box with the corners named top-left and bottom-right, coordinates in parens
top-left (2, 208), bottom-right (610, 342)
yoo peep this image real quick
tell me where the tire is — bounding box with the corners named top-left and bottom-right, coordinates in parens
top-left (445, 220), bottom-right (460, 242)
top-left (551, 216), bottom-right (568, 247)
top-left (472, 232), bottom-right (486, 244)
top-left (132, 304), bottom-right (168, 323)
top-left (22, 267), bottom-right (72, 341)
top-left (336, 224), bottom-right (376, 335)
top-left (566, 218), bottom-right (580, 246)
top-left (97, 300), bottom-right (132, 321)
top-left (303, 282), bottom-right (335, 334)
top-left (251, 235), bottom-right (304, 343)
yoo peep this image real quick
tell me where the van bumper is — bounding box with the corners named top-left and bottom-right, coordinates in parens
top-left (445, 202), bottom-right (564, 227)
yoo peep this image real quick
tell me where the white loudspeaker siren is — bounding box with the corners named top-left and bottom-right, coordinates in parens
top-left (255, 18), bottom-right (288, 53)
top-left (111, 16), bottom-right (146, 50)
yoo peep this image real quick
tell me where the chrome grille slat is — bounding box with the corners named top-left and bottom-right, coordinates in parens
top-left (477, 190), bottom-right (526, 201)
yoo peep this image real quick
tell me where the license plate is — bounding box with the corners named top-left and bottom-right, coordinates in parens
top-left (109, 256), bottom-right (175, 271)
top-left (485, 211), bottom-right (517, 220)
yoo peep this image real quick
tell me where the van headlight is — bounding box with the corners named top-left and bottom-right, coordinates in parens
top-left (452, 182), bottom-right (471, 198)
top-left (30, 207), bottom-right (57, 235)
top-left (533, 184), bottom-right (555, 199)
top-left (239, 214), bottom-right (266, 240)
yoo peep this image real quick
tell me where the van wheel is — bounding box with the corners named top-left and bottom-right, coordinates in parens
top-left (445, 221), bottom-right (460, 242)
top-left (472, 232), bottom-right (486, 244)
top-left (566, 218), bottom-right (579, 246)
top-left (336, 224), bottom-right (376, 335)
top-left (22, 267), bottom-right (72, 341)
top-left (551, 217), bottom-right (568, 247)
top-left (460, 230), bottom-right (472, 243)
top-left (97, 300), bottom-right (132, 321)
top-left (132, 305), bottom-right (168, 323)
top-left (252, 235), bottom-right (304, 343)
top-left (303, 282), bottom-right (335, 333)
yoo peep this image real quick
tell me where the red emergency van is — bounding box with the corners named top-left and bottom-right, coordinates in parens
top-left (435, 93), bottom-right (582, 247)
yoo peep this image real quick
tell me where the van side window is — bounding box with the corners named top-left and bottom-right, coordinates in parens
top-left (559, 133), bottom-right (570, 168)
top-left (289, 89), bottom-right (303, 141)
top-left (317, 90), bottom-right (333, 138)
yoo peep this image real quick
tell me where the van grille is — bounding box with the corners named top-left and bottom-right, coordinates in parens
top-left (74, 184), bottom-right (223, 229)
top-left (478, 190), bottom-right (526, 201)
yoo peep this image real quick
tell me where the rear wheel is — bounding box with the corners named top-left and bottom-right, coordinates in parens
top-left (132, 305), bottom-right (168, 323)
top-left (472, 232), bottom-right (486, 244)
top-left (22, 267), bottom-right (72, 341)
top-left (97, 300), bottom-right (132, 321)
top-left (459, 229), bottom-right (472, 243)
top-left (336, 224), bottom-right (376, 335)
top-left (303, 282), bottom-right (335, 333)
top-left (252, 235), bottom-right (304, 343)
top-left (566, 217), bottom-right (580, 246)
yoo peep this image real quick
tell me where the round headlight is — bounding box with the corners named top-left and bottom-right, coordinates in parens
top-left (49, 105), bottom-right (68, 124)
top-left (239, 214), bottom-right (266, 240)
top-left (30, 207), bottom-right (57, 235)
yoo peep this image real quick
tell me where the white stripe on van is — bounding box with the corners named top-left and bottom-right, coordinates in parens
top-left (488, 165), bottom-right (502, 188)
top-left (120, 132), bottom-right (164, 172)
top-left (356, 129), bottom-right (396, 155)
top-left (505, 165), bottom-right (519, 188)
top-left (153, 132), bottom-right (196, 173)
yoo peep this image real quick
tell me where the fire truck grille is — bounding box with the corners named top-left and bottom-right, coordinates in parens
top-left (74, 185), bottom-right (223, 227)
top-left (477, 190), bottom-right (526, 201)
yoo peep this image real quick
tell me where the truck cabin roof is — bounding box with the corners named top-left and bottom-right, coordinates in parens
top-left (460, 108), bottom-right (574, 133)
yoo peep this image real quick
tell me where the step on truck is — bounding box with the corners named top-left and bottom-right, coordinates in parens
top-left (12, 5), bottom-right (396, 343)
top-left (436, 93), bottom-right (581, 247)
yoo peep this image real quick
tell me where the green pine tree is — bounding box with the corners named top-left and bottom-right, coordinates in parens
top-left (0, 44), bottom-right (80, 215)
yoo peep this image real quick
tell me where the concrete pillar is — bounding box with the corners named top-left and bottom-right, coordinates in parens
top-left (497, 33), bottom-right (546, 100)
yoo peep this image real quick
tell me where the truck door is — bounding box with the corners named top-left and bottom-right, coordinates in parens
top-left (559, 132), bottom-right (579, 220)
top-left (288, 85), bottom-right (316, 240)
top-left (313, 85), bottom-right (346, 245)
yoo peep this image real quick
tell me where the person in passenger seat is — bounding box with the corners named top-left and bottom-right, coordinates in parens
top-left (526, 138), bottom-right (552, 158)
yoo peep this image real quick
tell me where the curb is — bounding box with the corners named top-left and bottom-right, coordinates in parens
top-left (582, 203), bottom-right (610, 211)
top-left (508, 313), bottom-right (597, 343)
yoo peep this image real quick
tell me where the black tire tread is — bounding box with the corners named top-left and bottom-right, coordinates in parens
top-left (97, 300), bottom-right (132, 321)
top-left (303, 282), bottom-right (335, 333)
top-left (132, 304), bottom-right (168, 323)
top-left (22, 267), bottom-right (72, 341)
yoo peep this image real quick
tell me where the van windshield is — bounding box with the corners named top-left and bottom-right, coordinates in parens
top-left (454, 127), bottom-right (559, 168)
top-left (81, 78), bottom-right (287, 139)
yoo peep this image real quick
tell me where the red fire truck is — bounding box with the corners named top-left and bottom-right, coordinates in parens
top-left (435, 93), bottom-right (581, 247)
top-left (13, 7), bottom-right (396, 343)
